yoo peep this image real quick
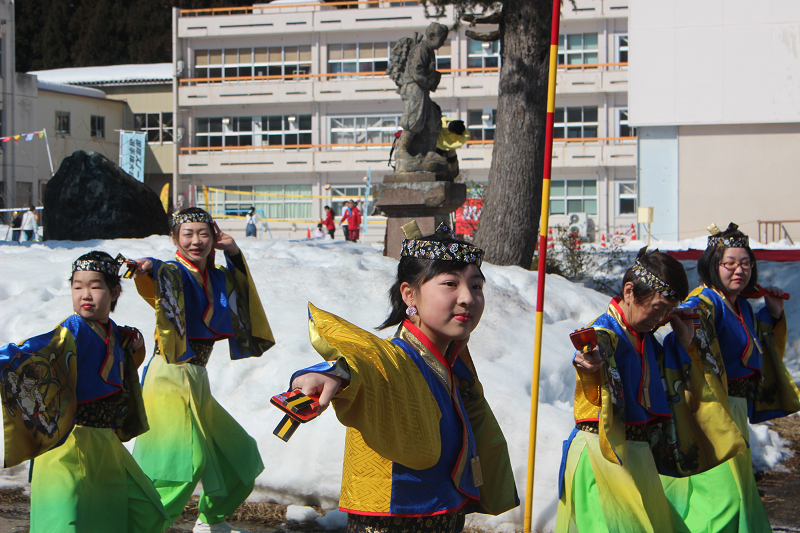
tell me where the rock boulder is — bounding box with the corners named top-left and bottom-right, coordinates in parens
top-left (43, 151), bottom-right (170, 241)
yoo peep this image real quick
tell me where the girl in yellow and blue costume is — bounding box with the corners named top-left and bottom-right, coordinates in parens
top-left (131, 208), bottom-right (275, 533)
top-left (0, 251), bottom-right (169, 533)
top-left (661, 223), bottom-right (800, 533)
top-left (556, 249), bottom-right (746, 533)
top-left (291, 222), bottom-right (518, 533)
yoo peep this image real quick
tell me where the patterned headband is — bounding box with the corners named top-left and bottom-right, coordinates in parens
top-left (707, 223), bottom-right (749, 248)
top-left (72, 255), bottom-right (122, 277)
top-left (173, 211), bottom-right (213, 228)
top-left (631, 259), bottom-right (678, 300)
top-left (400, 223), bottom-right (484, 267)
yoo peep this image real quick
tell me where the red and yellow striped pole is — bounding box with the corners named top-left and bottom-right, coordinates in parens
top-left (523, 1), bottom-right (561, 532)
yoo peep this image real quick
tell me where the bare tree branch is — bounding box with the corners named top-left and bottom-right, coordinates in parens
top-left (465, 29), bottom-right (502, 42)
top-left (462, 11), bottom-right (504, 27)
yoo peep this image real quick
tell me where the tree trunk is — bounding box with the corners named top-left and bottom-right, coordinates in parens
top-left (474, 0), bottom-right (553, 268)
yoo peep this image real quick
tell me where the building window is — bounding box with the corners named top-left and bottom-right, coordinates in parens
top-left (254, 184), bottom-right (313, 219)
top-left (329, 115), bottom-right (400, 149)
top-left (195, 46), bottom-right (311, 81)
top-left (329, 186), bottom-right (366, 216)
top-left (619, 109), bottom-right (635, 138)
top-left (436, 40), bottom-right (452, 71)
top-left (467, 38), bottom-right (501, 70)
top-left (618, 35), bottom-right (628, 64)
top-left (90, 115), bottom-right (105, 139)
top-left (135, 112), bottom-right (173, 144)
top-left (196, 116), bottom-right (253, 148)
top-left (558, 33), bottom-right (598, 66)
top-left (467, 109), bottom-right (496, 141)
top-left (55, 111), bottom-right (70, 135)
top-left (618, 182), bottom-right (637, 216)
top-left (549, 179), bottom-right (597, 215)
top-left (554, 107), bottom-right (598, 139)
top-left (262, 114), bottom-right (312, 147)
top-left (328, 42), bottom-right (392, 75)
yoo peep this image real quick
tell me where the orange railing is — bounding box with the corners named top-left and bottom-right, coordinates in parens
top-left (180, 1), bottom-right (419, 17)
top-left (179, 67), bottom-right (500, 86)
top-left (181, 137), bottom-right (635, 155)
top-left (758, 220), bottom-right (799, 244)
top-left (179, 64), bottom-right (628, 86)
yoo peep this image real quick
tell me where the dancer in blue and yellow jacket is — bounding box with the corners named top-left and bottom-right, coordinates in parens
top-left (661, 223), bottom-right (800, 533)
top-left (291, 222), bottom-right (518, 533)
top-left (556, 249), bottom-right (746, 533)
top-left (0, 251), bottom-right (169, 533)
top-left (131, 208), bottom-right (275, 533)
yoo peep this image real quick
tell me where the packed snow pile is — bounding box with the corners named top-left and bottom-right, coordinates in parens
top-left (0, 236), bottom-right (798, 532)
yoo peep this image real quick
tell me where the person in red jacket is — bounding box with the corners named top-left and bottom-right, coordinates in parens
top-left (321, 205), bottom-right (336, 239)
top-left (346, 200), bottom-right (362, 242)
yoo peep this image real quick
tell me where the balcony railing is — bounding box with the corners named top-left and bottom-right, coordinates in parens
top-left (180, 1), bottom-right (421, 17)
top-left (179, 64), bottom-right (627, 87)
top-left (179, 67), bottom-right (500, 86)
top-left (180, 137), bottom-right (636, 155)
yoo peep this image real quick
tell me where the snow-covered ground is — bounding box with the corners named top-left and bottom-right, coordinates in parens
top-left (0, 236), bottom-right (797, 532)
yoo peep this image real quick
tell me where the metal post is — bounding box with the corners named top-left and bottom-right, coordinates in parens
top-left (42, 129), bottom-right (55, 176)
top-left (523, 2), bottom-right (561, 532)
top-left (364, 166), bottom-right (371, 237)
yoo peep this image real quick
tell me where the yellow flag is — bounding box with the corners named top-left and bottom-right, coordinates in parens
top-left (160, 183), bottom-right (170, 213)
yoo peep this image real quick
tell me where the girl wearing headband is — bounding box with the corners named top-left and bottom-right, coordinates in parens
top-left (289, 222), bottom-right (518, 533)
top-left (130, 207), bottom-right (275, 533)
top-left (0, 251), bottom-right (169, 532)
top-left (660, 223), bottom-right (799, 533)
top-left (557, 249), bottom-right (745, 533)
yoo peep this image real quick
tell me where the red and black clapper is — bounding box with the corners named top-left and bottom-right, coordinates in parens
top-left (115, 253), bottom-right (138, 279)
top-left (271, 389), bottom-right (321, 442)
top-left (570, 327), bottom-right (598, 354)
top-left (742, 284), bottom-right (791, 301)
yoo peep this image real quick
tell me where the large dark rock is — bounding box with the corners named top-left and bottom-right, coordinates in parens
top-left (43, 151), bottom-right (170, 241)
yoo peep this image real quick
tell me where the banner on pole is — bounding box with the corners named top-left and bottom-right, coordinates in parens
top-left (119, 131), bottom-right (147, 182)
top-left (455, 198), bottom-right (483, 236)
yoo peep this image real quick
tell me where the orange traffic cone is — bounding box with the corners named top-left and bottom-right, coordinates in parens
top-left (630, 223), bottom-right (637, 240)
top-left (307, 228), bottom-right (311, 239)
top-left (600, 234), bottom-right (606, 248)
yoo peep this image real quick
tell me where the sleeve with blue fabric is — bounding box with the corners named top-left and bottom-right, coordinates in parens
top-left (0, 325), bottom-right (79, 467)
top-left (289, 359), bottom-right (352, 389)
top-left (652, 332), bottom-right (746, 477)
top-left (751, 309), bottom-right (800, 422)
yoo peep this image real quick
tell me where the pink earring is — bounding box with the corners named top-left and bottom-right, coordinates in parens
top-left (406, 305), bottom-right (418, 317)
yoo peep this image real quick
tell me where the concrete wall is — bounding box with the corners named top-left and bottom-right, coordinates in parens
top-left (637, 126), bottom-right (679, 240)
top-left (629, 0), bottom-right (800, 127)
top-left (677, 123), bottom-right (800, 241)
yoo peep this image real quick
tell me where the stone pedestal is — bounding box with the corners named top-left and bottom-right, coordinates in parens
top-left (374, 172), bottom-right (466, 259)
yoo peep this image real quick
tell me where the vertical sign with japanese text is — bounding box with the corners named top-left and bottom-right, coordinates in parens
top-left (119, 131), bottom-right (147, 182)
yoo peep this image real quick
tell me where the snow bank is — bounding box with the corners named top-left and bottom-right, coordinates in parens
top-left (0, 236), bottom-right (797, 532)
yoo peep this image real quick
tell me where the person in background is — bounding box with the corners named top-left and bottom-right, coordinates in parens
top-left (245, 207), bottom-right (259, 238)
top-left (11, 210), bottom-right (22, 242)
top-left (130, 208), bottom-right (275, 533)
top-left (340, 201), bottom-right (352, 241)
top-left (0, 251), bottom-right (170, 532)
top-left (21, 205), bottom-right (38, 242)
top-left (313, 223), bottom-right (325, 239)
top-left (346, 200), bottom-right (362, 243)
top-left (322, 205), bottom-right (336, 239)
top-left (661, 222), bottom-right (799, 533)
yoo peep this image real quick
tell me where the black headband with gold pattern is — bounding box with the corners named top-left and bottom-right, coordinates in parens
top-left (72, 256), bottom-right (122, 277)
top-left (400, 222), bottom-right (484, 267)
top-left (707, 222), bottom-right (749, 248)
top-left (172, 211), bottom-right (213, 228)
top-left (631, 247), bottom-right (678, 299)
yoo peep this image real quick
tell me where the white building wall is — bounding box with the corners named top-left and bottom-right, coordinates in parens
top-left (629, 0), bottom-right (800, 127)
